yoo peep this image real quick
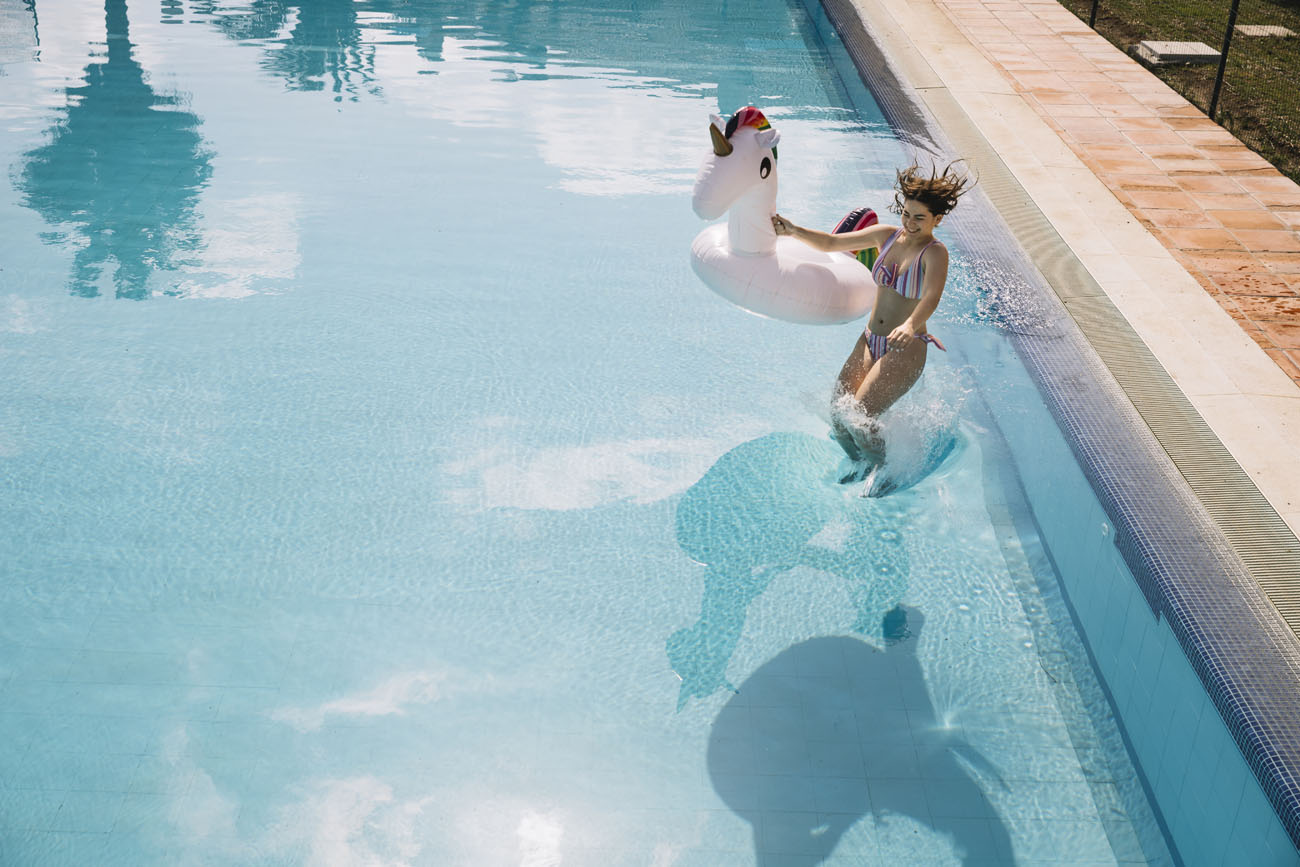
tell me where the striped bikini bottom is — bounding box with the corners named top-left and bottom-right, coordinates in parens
top-left (865, 331), bottom-right (946, 362)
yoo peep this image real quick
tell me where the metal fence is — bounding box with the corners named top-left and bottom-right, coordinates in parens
top-left (1058, 0), bottom-right (1300, 182)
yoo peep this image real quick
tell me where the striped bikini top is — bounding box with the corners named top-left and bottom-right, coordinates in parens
top-left (871, 229), bottom-right (937, 300)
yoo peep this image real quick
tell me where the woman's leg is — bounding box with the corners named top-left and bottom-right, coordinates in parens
top-left (855, 338), bottom-right (926, 415)
top-left (848, 338), bottom-right (927, 459)
top-left (831, 334), bottom-right (874, 460)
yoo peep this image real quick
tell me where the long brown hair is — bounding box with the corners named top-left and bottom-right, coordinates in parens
top-left (890, 160), bottom-right (973, 218)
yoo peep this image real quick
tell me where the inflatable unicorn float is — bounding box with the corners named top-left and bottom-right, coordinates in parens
top-left (691, 106), bottom-right (878, 325)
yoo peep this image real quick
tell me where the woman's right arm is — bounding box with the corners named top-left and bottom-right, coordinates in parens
top-left (773, 214), bottom-right (895, 253)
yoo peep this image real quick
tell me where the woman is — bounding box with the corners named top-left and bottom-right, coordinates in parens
top-left (772, 162), bottom-right (971, 464)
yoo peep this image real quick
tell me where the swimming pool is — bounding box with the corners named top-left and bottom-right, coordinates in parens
top-left (0, 0), bottom-right (1270, 862)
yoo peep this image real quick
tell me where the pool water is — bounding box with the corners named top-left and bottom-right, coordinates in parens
top-left (0, 0), bottom-right (1175, 863)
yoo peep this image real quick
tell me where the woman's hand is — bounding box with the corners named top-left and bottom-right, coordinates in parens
top-left (888, 322), bottom-right (918, 351)
top-left (772, 213), bottom-right (795, 236)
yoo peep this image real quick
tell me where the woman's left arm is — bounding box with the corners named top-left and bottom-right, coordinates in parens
top-left (889, 243), bottom-right (949, 347)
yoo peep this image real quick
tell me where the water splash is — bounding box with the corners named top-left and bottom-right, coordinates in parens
top-left (947, 253), bottom-right (1066, 336)
top-left (828, 370), bottom-right (969, 496)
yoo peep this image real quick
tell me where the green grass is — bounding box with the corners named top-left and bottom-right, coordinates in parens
top-left (1059, 0), bottom-right (1300, 182)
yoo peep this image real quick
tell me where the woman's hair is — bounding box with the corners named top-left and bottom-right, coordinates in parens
top-left (890, 160), bottom-right (974, 218)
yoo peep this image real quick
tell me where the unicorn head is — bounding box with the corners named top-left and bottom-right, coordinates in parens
top-left (691, 107), bottom-right (782, 254)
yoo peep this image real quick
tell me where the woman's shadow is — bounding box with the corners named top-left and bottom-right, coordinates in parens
top-left (666, 432), bottom-right (910, 709)
top-left (708, 609), bottom-right (1014, 865)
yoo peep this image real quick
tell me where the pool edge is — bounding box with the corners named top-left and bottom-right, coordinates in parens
top-left (817, 0), bottom-right (1300, 854)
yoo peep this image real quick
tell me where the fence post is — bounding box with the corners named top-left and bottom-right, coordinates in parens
top-left (1208, 0), bottom-right (1242, 120)
top-left (1088, 0), bottom-right (1099, 28)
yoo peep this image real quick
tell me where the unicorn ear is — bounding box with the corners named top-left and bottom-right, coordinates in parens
top-left (755, 128), bottom-right (780, 150)
top-left (709, 113), bottom-right (726, 131)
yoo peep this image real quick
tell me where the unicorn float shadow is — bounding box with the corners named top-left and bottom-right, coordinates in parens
top-left (690, 106), bottom-right (878, 325)
top-left (666, 432), bottom-right (910, 708)
top-left (708, 609), bottom-right (1013, 865)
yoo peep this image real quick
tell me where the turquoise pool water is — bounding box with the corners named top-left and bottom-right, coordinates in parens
top-left (0, 0), bottom-right (1180, 863)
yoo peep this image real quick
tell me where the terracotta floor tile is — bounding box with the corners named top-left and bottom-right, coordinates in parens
top-left (1221, 164), bottom-right (1281, 178)
top-left (1179, 129), bottom-right (1242, 147)
top-left (1126, 189), bottom-right (1198, 209)
top-left (1156, 104), bottom-right (1206, 118)
top-left (1051, 61), bottom-right (1103, 74)
top-left (1135, 145), bottom-right (1205, 162)
top-left (1261, 252), bottom-right (1300, 274)
top-left (1108, 71), bottom-right (1166, 85)
top-left (1067, 126), bottom-right (1131, 145)
top-left (1193, 272), bottom-right (1225, 296)
top-left (1109, 116), bottom-right (1171, 131)
top-left (1229, 295), bottom-right (1300, 320)
top-left (1161, 227), bottom-right (1246, 250)
top-left (1190, 271), bottom-right (1222, 295)
top-left (998, 58), bottom-right (1054, 71)
top-left (1067, 72), bottom-right (1113, 84)
top-left (1086, 143), bottom-right (1150, 161)
top-left (1058, 115), bottom-right (1121, 131)
top-left (1076, 154), bottom-right (1104, 174)
top-left (1032, 89), bottom-right (1090, 104)
top-left (1095, 103), bottom-right (1159, 118)
top-left (1230, 229), bottom-right (1300, 253)
top-left (1001, 60), bottom-right (1050, 71)
top-left (1198, 144), bottom-right (1270, 162)
top-left (928, 0), bottom-right (1300, 368)
top-left (1233, 174), bottom-right (1300, 194)
top-left (1257, 320), bottom-right (1300, 348)
top-left (1164, 116), bottom-right (1222, 132)
top-left (1211, 293), bottom-right (1251, 323)
top-left (1208, 210), bottom-right (1287, 230)
top-left (1263, 349), bottom-right (1300, 381)
top-left (1187, 192), bottom-right (1263, 211)
top-left (1014, 71), bottom-right (1073, 89)
top-left (1183, 250), bottom-right (1262, 272)
top-left (1033, 50), bottom-right (1087, 62)
top-left (1254, 190), bottom-right (1300, 208)
top-left (1219, 163), bottom-right (1284, 180)
top-left (968, 27), bottom-right (1019, 41)
top-left (1247, 325), bottom-right (1280, 349)
top-left (1174, 174), bottom-right (1244, 194)
top-left (1209, 271), bottom-right (1298, 295)
top-left (1119, 92), bottom-right (1179, 108)
top-left (1122, 129), bottom-right (1185, 146)
top-left (1137, 208), bottom-right (1218, 229)
top-left (1152, 157), bottom-right (1225, 174)
top-left (1110, 172), bottom-right (1182, 191)
top-left (1080, 92), bottom-right (1143, 108)
top-left (1095, 157), bottom-right (1161, 174)
top-left (1044, 102), bottom-right (1101, 117)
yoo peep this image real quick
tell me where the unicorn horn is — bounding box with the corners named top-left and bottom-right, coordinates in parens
top-left (709, 122), bottom-right (733, 156)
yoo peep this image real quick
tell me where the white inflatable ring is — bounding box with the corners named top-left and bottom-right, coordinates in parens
top-left (690, 107), bottom-right (879, 326)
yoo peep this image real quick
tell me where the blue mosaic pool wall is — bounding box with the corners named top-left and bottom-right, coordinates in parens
top-left (812, 0), bottom-right (1300, 859)
top-left (1001, 325), bottom-right (1300, 864)
top-left (984, 339), bottom-right (1297, 866)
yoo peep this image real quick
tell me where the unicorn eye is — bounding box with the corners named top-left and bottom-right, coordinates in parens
top-left (760, 157), bottom-right (772, 179)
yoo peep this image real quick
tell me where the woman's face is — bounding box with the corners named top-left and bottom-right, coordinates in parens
top-left (899, 198), bottom-right (940, 236)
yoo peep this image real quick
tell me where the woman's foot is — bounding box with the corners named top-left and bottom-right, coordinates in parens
top-left (832, 425), bottom-right (864, 462)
